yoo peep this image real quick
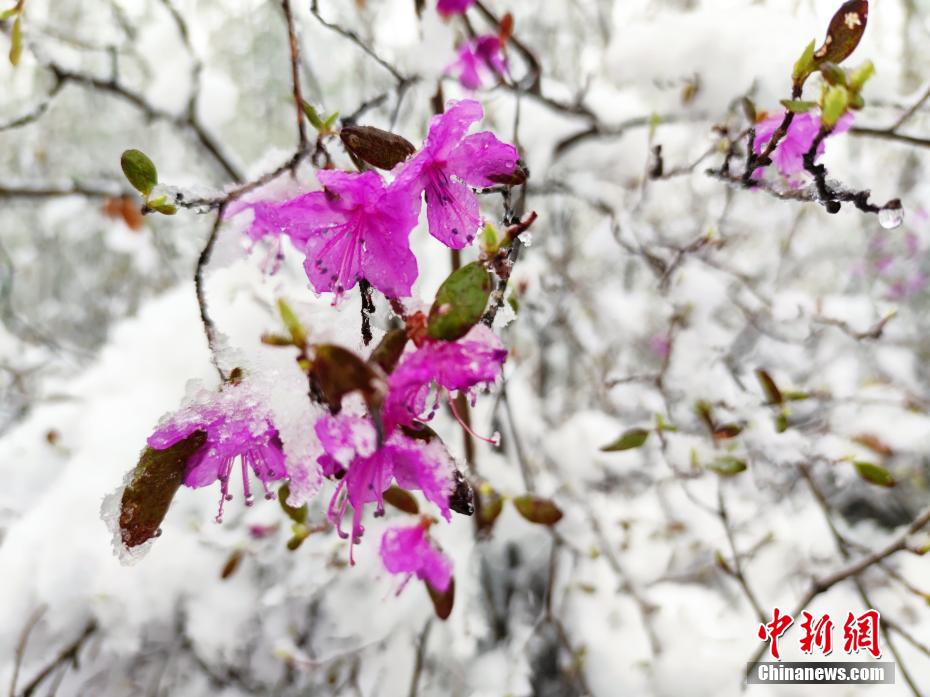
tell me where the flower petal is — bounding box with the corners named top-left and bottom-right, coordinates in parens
top-left (425, 171), bottom-right (481, 249)
top-left (447, 131), bottom-right (519, 188)
top-left (303, 220), bottom-right (364, 296)
top-left (425, 99), bottom-right (484, 159)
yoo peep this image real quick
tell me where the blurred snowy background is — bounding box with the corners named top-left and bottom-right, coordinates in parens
top-left (2, 0), bottom-right (930, 695)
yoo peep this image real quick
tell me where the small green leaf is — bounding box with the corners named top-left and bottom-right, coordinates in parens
top-left (780, 99), bottom-right (818, 114)
top-left (849, 60), bottom-right (875, 91)
top-left (707, 456), bottom-right (748, 476)
top-left (120, 149), bottom-right (158, 197)
top-left (278, 483), bottom-right (308, 524)
top-left (146, 195), bottom-right (177, 215)
top-left (426, 576), bottom-right (454, 620)
top-left (600, 428), bottom-right (650, 452)
top-left (427, 261), bottom-right (493, 341)
top-left (775, 411), bottom-right (790, 434)
top-left (853, 461), bottom-right (895, 488)
top-left (475, 484), bottom-right (504, 535)
top-left (301, 100), bottom-right (324, 130)
top-left (118, 430), bottom-right (207, 549)
top-left (819, 62), bottom-right (847, 87)
top-left (383, 485), bottom-right (419, 515)
top-left (792, 38), bottom-right (817, 86)
top-left (822, 85), bottom-right (850, 128)
top-left (323, 111), bottom-right (340, 129)
top-left (9, 14), bottom-right (22, 66)
top-left (0, 6), bottom-right (19, 20)
top-left (512, 495), bottom-right (563, 526)
top-left (277, 298), bottom-right (307, 347)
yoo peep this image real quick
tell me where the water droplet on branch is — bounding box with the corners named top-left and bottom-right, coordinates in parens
top-left (879, 201), bottom-right (904, 230)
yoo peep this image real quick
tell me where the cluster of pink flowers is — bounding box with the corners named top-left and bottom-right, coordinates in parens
top-left (232, 99), bottom-right (517, 300)
top-left (142, 98), bottom-right (518, 599)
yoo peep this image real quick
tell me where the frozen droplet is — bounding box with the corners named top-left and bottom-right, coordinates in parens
top-left (879, 203), bottom-right (904, 230)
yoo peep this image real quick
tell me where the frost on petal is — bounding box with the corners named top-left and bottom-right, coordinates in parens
top-left (380, 524), bottom-right (453, 593)
top-left (315, 414), bottom-right (378, 469)
top-left (425, 99), bottom-right (484, 159)
top-left (436, 0), bottom-right (475, 16)
top-left (226, 192), bottom-right (346, 248)
top-left (447, 131), bottom-right (519, 188)
top-left (145, 381), bottom-right (289, 522)
top-left (425, 172), bottom-right (481, 249)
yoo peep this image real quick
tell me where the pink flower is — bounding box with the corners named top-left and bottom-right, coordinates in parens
top-left (381, 522), bottom-right (452, 593)
top-left (315, 414), bottom-right (456, 563)
top-left (753, 110), bottom-right (854, 179)
top-left (394, 99), bottom-right (519, 249)
top-left (446, 35), bottom-right (508, 90)
top-left (148, 383), bottom-right (288, 523)
top-left (383, 324), bottom-right (507, 431)
top-left (437, 0), bottom-right (475, 16)
top-left (231, 170), bottom-right (420, 300)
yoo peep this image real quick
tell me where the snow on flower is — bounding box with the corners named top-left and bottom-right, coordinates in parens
top-left (147, 381), bottom-right (289, 523)
top-left (383, 323), bottom-right (508, 431)
top-left (380, 521), bottom-right (453, 593)
top-left (446, 35), bottom-right (508, 90)
top-left (753, 110), bottom-right (854, 179)
top-left (393, 99), bottom-right (519, 249)
top-left (229, 169), bottom-right (420, 300)
top-left (315, 414), bottom-right (456, 563)
top-left (436, 0), bottom-right (475, 17)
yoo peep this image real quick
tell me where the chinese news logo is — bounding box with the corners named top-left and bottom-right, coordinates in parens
top-left (757, 607), bottom-right (882, 660)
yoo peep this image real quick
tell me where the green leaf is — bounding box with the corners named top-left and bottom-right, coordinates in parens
top-left (512, 495), bottom-right (563, 526)
top-left (301, 100), bottom-right (324, 130)
top-left (707, 456), bottom-right (748, 477)
top-left (600, 428), bottom-right (650, 452)
top-left (278, 483), bottom-right (308, 524)
top-left (849, 60), bottom-right (875, 91)
top-left (853, 461), bottom-right (896, 488)
top-left (120, 149), bottom-right (158, 197)
top-left (118, 430), bottom-right (207, 549)
top-left (775, 411), bottom-right (790, 434)
top-left (427, 261), bottom-right (493, 341)
top-left (323, 111), bottom-right (340, 129)
top-left (9, 14), bottom-right (21, 66)
top-left (383, 485), bottom-right (419, 515)
top-left (792, 39), bottom-right (817, 86)
top-left (814, 0), bottom-right (869, 66)
top-left (0, 7), bottom-right (19, 20)
top-left (475, 484), bottom-right (504, 535)
top-left (146, 195), bottom-right (177, 215)
top-left (818, 62), bottom-right (847, 87)
top-left (426, 576), bottom-right (454, 620)
top-left (780, 99), bottom-right (818, 114)
top-left (277, 298), bottom-right (307, 347)
top-left (822, 85), bottom-right (850, 128)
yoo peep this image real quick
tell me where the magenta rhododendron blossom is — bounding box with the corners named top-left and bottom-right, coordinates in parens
top-left (446, 35), bottom-right (508, 90)
top-left (381, 522), bottom-right (452, 593)
top-left (316, 414), bottom-right (455, 562)
top-left (753, 110), bottom-right (854, 179)
top-left (436, 0), bottom-right (475, 17)
top-left (148, 383), bottom-right (288, 522)
top-left (394, 99), bottom-right (519, 249)
top-left (383, 324), bottom-right (508, 431)
top-left (229, 170), bottom-right (419, 299)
